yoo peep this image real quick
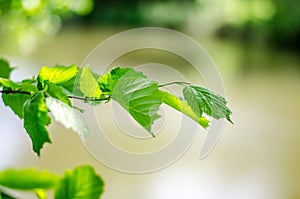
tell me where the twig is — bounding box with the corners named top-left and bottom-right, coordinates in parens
top-left (0, 90), bottom-right (111, 102)
top-left (68, 95), bottom-right (111, 102)
top-left (0, 90), bottom-right (32, 95)
top-left (158, 81), bottom-right (190, 87)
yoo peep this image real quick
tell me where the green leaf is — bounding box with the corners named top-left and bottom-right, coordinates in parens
top-left (183, 85), bottom-right (232, 123)
top-left (79, 66), bottom-right (102, 98)
top-left (0, 78), bottom-right (17, 88)
top-left (54, 165), bottom-right (104, 199)
top-left (0, 58), bottom-right (14, 78)
top-left (38, 64), bottom-right (78, 87)
top-left (158, 90), bottom-right (209, 128)
top-left (45, 82), bottom-right (71, 106)
top-left (46, 97), bottom-right (89, 138)
top-left (98, 67), bottom-right (131, 93)
top-left (1, 80), bottom-right (38, 118)
top-left (0, 168), bottom-right (59, 190)
top-left (112, 69), bottom-right (162, 136)
top-left (23, 91), bottom-right (51, 155)
top-left (2, 93), bottom-right (31, 118)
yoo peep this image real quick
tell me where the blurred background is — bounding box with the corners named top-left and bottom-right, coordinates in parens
top-left (1, 0), bottom-right (300, 198)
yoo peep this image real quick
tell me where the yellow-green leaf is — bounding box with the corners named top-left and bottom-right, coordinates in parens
top-left (79, 66), bottom-right (102, 98)
top-left (0, 168), bottom-right (59, 190)
top-left (158, 90), bottom-right (209, 128)
top-left (38, 64), bottom-right (78, 85)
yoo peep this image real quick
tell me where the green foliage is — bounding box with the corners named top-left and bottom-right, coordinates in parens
top-left (0, 58), bottom-right (232, 156)
top-left (2, 93), bottom-right (31, 118)
top-left (98, 67), bottom-right (131, 93)
top-left (0, 168), bottom-right (59, 190)
top-left (79, 66), bottom-right (102, 98)
top-left (44, 83), bottom-right (71, 106)
top-left (23, 91), bottom-right (52, 155)
top-left (0, 165), bottom-right (104, 199)
top-left (54, 166), bottom-right (104, 199)
top-left (0, 57), bottom-right (232, 199)
top-left (1, 78), bottom-right (38, 118)
top-left (111, 69), bottom-right (162, 136)
top-left (38, 65), bottom-right (78, 88)
top-left (0, 59), bottom-right (14, 78)
top-left (183, 85), bottom-right (232, 123)
top-left (158, 90), bottom-right (209, 128)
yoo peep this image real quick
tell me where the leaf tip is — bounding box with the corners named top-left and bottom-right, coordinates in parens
top-left (226, 116), bottom-right (234, 124)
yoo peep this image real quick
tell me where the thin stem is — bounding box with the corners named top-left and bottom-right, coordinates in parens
top-left (158, 81), bottom-right (190, 88)
top-left (68, 95), bottom-right (111, 102)
top-left (0, 90), bottom-right (111, 102)
top-left (0, 90), bottom-right (32, 95)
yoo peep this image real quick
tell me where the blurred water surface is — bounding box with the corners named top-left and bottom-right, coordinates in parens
top-left (0, 27), bottom-right (300, 199)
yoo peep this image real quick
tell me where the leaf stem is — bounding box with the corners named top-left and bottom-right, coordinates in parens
top-left (158, 81), bottom-right (190, 87)
top-left (0, 90), bottom-right (32, 95)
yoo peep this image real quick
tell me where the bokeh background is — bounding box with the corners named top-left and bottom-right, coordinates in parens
top-left (1, 0), bottom-right (300, 198)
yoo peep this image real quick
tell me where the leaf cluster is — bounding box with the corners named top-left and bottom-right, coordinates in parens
top-left (0, 58), bottom-right (232, 156)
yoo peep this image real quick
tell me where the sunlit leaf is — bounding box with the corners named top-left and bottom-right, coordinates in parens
top-left (54, 165), bottom-right (104, 199)
top-left (0, 168), bottom-right (59, 190)
top-left (158, 90), bottom-right (209, 128)
top-left (79, 66), bottom-right (102, 98)
top-left (23, 91), bottom-right (51, 155)
top-left (35, 189), bottom-right (47, 199)
top-left (46, 97), bottom-right (89, 138)
top-left (38, 64), bottom-right (78, 87)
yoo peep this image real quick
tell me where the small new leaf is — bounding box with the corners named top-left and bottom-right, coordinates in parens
top-left (54, 165), bottom-right (104, 199)
top-left (0, 168), bottom-right (60, 190)
top-left (183, 85), bottom-right (232, 123)
top-left (23, 91), bottom-right (51, 155)
top-left (46, 97), bottom-right (89, 138)
top-left (79, 66), bottom-right (102, 98)
top-left (112, 69), bottom-right (162, 136)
